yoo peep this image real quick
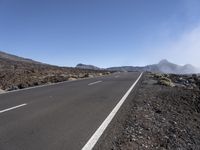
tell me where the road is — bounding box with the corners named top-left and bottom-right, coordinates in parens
top-left (0, 72), bottom-right (142, 150)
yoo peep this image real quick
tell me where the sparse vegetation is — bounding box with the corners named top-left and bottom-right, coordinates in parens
top-left (0, 51), bottom-right (111, 91)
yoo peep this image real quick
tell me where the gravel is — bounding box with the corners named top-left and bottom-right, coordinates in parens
top-left (95, 72), bottom-right (200, 150)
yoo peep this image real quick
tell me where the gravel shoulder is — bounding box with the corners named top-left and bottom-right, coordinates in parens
top-left (95, 72), bottom-right (200, 150)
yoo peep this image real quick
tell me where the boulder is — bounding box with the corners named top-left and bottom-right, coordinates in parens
top-left (78, 73), bottom-right (86, 78)
top-left (153, 73), bottom-right (163, 79)
top-left (88, 74), bottom-right (94, 78)
top-left (6, 85), bottom-right (19, 91)
top-left (0, 89), bottom-right (5, 94)
top-left (18, 83), bottom-right (29, 89)
top-left (68, 77), bottom-right (77, 81)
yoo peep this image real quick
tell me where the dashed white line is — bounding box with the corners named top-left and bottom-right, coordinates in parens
top-left (88, 81), bottom-right (102, 86)
top-left (0, 103), bottom-right (27, 114)
top-left (82, 72), bottom-right (143, 150)
top-left (115, 75), bottom-right (119, 78)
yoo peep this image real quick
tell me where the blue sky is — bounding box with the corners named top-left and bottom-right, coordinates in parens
top-left (1, 0), bottom-right (200, 67)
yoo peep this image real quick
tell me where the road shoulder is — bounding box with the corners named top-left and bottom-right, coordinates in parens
top-left (94, 73), bottom-right (200, 150)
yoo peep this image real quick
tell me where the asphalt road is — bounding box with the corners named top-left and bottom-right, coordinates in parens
top-left (0, 72), bottom-right (141, 150)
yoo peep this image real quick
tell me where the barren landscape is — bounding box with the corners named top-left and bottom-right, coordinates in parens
top-left (1, 1), bottom-right (200, 149)
top-left (0, 51), bottom-right (110, 92)
top-left (95, 73), bottom-right (200, 150)
top-left (1, 51), bottom-right (200, 150)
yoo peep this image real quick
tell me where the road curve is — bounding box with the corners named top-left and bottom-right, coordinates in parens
top-left (0, 72), bottom-right (141, 150)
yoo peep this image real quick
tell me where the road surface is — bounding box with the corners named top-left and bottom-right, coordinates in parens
top-left (0, 72), bottom-right (142, 150)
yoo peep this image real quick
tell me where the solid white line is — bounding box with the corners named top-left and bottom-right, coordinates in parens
top-left (88, 81), bottom-right (102, 86)
top-left (0, 103), bottom-right (27, 114)
top-left (82, 72), bottom-right (143, 150)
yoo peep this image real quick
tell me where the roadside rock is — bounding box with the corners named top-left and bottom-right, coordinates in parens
top-left (6, 85), bottom-right (19, 91)
top-left (169, 74), bottom-right (200, 90)
top-left (68, 77), bottom-right (77, 81)
top-left (0, 89), bottom-right (5, 94)
top-left (88, 74), bottom-right (94, 78)
top-left (18, 83), bottom-right (29, 89)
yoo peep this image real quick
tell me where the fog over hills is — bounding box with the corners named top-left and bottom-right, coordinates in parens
top-left (155, 59), bottom-right (198, 74)
top-left (107, 59), bottom-right (200, 74)
top-left (0, 50), bottom-right (199, 74)
top-left (77, 59), bottom-right (200, 74)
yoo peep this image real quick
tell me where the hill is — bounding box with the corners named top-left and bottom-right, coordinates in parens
top-left (107, 59), bottom-right (199, 74)
top-left (76, 63), bottom-right (101, 70)
top-left (0, 51), bottom-right (41, 64)
top-left (0, 51), bottom-right (110, 91)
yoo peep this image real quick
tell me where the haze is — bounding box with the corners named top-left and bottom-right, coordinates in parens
top-left (0, 0), bottom-right (200, 68)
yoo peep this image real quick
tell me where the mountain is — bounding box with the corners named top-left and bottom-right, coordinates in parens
top-left (107, 59), bottom-right (199, 74)
top-left (0, 51), bottom-right (41, 64)
top-left (0, 50), bottom-right (44, 71)
top-left (1, 50), bottom-right (198, 74)
top-left (76, 63), bottom-right (101, 70)
top-left (155, 59), bottom-right (198, 74)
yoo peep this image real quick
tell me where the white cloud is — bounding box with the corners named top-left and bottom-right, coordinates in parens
top-left (166, 24), bottom-right (200, 67)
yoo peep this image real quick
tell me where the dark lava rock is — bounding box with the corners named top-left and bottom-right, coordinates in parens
top-left (6, 85), bottom-right (19, 91)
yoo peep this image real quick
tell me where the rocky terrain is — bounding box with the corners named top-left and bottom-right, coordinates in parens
top-left (1, 51), bottom-right (200, 149)
top-left (95, 72), bottom-right (200, 150)
top-left (0, 51), bottom-right (110, 92)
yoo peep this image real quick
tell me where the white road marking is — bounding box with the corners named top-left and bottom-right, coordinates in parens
top-left (115, 75), bottom-right (119, 78)
top-left (1, 74), bottom-right (113, 95)
top-left (88, 81), bottom-right (102, 86)
top-left (82, 72), bottom-right (143, 150)
top-left (0, 103), bottom-right (27, 114)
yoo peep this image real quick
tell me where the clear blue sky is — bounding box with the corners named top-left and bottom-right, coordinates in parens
top-left (1, 0), bottom-right (200, 67)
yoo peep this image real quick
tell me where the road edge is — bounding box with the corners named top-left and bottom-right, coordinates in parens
top-left (82, 72), bottom-right (143, 150)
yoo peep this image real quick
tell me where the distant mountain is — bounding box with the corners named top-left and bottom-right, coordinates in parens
top-left (0, 50), bottom-right (51, 71)
top-left (107, 59), bottom-right (199, 74)
top-left (76, 63), bottom-right (101, 70)
top-left (0, 51), bottom-right (41, 64)
top-left (1, 50), bottom-right (198, 74)
top-left (154, 59), bottom-right (198, 74)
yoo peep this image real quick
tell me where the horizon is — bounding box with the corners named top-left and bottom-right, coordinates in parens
top-left (1, 50), bottom-right (199, 69)
top-left (1, 0), bottom-right (200, 68)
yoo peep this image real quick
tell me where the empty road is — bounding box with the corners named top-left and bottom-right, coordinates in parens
top-left (0, 72), bottom-right (142, 150)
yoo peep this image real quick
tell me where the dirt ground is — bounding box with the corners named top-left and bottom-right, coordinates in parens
top-left (0, 61), bottom-right (110, 91)
top-left (95, 73), bottom-right (200, 150)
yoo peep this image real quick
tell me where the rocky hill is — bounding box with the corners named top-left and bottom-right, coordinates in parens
top-left (0, 51), bottom-right (110, 91)
top-left (155, 59), bottom-right (198, 74)
top-left (0, 51), bottom-right (41, 64)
